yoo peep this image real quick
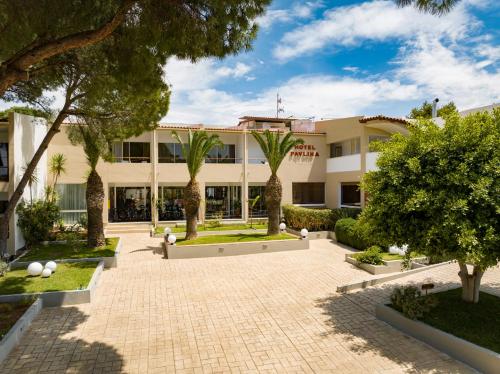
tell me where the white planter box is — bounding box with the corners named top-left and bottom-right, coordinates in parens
top-left (345, 253), bottom-right (427, 275)
top-left (376, 304), bottom-right (500, 374)
top-left (166, 238), bottom-right (309, 259)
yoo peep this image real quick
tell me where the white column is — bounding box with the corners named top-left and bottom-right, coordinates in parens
top-left (151, 129), bottom-right (158, 225)
top-left (242, 131), bottom-right (248, 222)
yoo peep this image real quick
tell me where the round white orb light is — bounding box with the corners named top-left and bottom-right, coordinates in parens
top-left (41, 268), bottom-right (52, 278)
top-left (279, 222), bottom-right (286, 231)
top-left (300, 228), bottom-right (309, 238)
top-left (27, 262), bottom-right (43, 276)
top-left (167, 234), bottom-right (177, 245)
top-left (45, 261), bottom-right (57, 273)
top-left (164, 227), bottom-right (172, 235)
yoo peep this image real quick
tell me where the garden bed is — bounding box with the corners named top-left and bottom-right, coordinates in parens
top-left (165, 233), bottom-right (307, 259)
top-left (0, 261), bottom-right (104, 307)
top-left (13, 237), bottom-right (121, 268)
top-left (154, 223), bottom-right (267, 236)
top-left (345, 253), bottom-right (427, 275)
top-left (376, 288), bottom-right (500, 373)
top-left (0, 299), bottom-right (42, 364)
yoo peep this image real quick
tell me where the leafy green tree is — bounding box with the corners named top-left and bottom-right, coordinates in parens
top-left (251, 130), bottom-right (304, 235)
top-left (0, 0), bottom-right (270, 95)
top-left (395, 0), bottom-right (460, 15)
top-left (408, 101), bottom-right (457, 119)
top-left (360, 110), bottom-right (500, 303)
top-left (172, 130), bottom-right (223, 240)
top-left (0, 106), bottom-right (48, 119)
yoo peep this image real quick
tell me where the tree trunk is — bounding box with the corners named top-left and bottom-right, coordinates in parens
top-left (265, 173), bottom-right (282, 236)
top-left (0, 108), bottom-right (68, 256)
top-left (86, 169), bottom-right (105, 248)
top-left (184, 179), bottom-right (200, 240)
top-left (458, 262), bottom-right (484, 303)
top-left (0, 0), bottom-right (134, 96)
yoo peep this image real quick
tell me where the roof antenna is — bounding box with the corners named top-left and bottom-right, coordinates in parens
top-left (276, 91), bottom-right (284, 118)
top-left (432, 98), bottom-right (439, 118)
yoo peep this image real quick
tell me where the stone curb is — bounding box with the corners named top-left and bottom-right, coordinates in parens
top-left (0, 298), bottom-right (43, 364)
top-left (376, 303), bottom-right (500, 374)
top-left (0, 260), bottom-right (104, 307)
top-left (153, 228), bottom-right (267, 239)
top-left (336, 261), bottom-right (452, 293)
top-left (285, 228), bottom-right (333, 240)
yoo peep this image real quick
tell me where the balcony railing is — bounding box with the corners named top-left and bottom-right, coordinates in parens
top-left (205, 157), bottom-right (242, 164)
top-left (326, 154), bottom-right (361, 173)
top-left (248, 158), bottom-right (268, 165)
top-left (112, 156), bottom-right (150, 163)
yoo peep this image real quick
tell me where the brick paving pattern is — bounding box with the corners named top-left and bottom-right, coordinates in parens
top-left (1, 235), bottom-right (498, 373)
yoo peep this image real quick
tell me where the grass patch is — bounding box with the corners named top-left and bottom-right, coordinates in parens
top-left (155, 223), bottom-right (267, 234)
top-left (20, 238), bottom-right (119, 262)
top-left (0, 300), bottom-right (34, 339)
top-left (353, 252), bottom-right (423, 262)
top-left (409, 288), bottom-right (499, 353)
top-left (0, 262), bottom-right (97, 295)
top-left (177, 233), bottom-right (295, 246)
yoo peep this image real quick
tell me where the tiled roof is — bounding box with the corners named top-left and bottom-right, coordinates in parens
top-left (359, 115), bottom-right (409, 125)
top-left (239, 116), bottom-right (296, 122)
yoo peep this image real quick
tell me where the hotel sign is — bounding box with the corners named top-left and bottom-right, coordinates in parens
top-left (290, 144), bottom-right (319, 157)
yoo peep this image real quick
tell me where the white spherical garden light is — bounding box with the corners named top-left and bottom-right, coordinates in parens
top-left (164, 227), bottom-right (172, 235)
top-left (27, 262), bottom-right (43, 276)
top-left (279, 222), bottom-right (286, 232)
top-left (45, 261), bottom-right (57, 273)
top-left (300, 228), bottom-right (308, 239)
top-left (167, 234), bottom-right (177, 245)
top-left (41, 268), bottom-right (52, 278)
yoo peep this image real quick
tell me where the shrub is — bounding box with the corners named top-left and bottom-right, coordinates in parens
top-left (0, 260), bottom-right (8, 277)
top-left (334, 218), bottom-right (373, 250)
top-left (282, 205), bottom-right (336, 231)
top-left (390, 286), bottom-right (438, 320)
top-left (16, 200), bottom-right (60, 246)
top-left (354, 245), bottom-right (384, 265)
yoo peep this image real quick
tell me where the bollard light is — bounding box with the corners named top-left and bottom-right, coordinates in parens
top-left (27, 262), bottom-right (43, 276)
top-left (167, 234), bottom-right (177, 245)
top-left (164, 227), bottom-right (172, 235)
top-left (279, 222), bottom-right (286, 232)
top-left (41, 268), bottom-right (52, 278)
top-left (45, 261), bottom-right (57, 273)
top-left (300, 228), bottom-right (308, 239)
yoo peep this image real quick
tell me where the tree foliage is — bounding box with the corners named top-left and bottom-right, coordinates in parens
top-left (408, 100), bottom-right (457, 119)
top-left (360, 109), bottom-right (500, 302)
top-left (395, 0), bottom-right (460, 15)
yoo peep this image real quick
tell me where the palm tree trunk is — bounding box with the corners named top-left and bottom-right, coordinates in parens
top-left (184, 179), bottom-right (200, 240)
top-left (86, 169), bottom-right (105, 248)
top-left (265, 174), bottom-right (282, 235)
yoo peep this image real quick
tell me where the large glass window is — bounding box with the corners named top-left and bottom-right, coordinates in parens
top-left (292, 183), bottom-right (325, 205)
top-left (0, 143), bottom-right (8, 181)
top-left (205, 185), bottom-right (242, 219)
top-left (206, 145), bottom-right (237, 164)
top-left (109, 186), bottom-right (151, 222)
top-left (158, 143), bottom-right (187, 163)
top-left (112, 142), bottom-right (150, 163)
top-left (158, 186), bottom-right (185, 221)
top-left (56, 184), bottom-right (87, 224)
top-left (330, 138), bottom-right (360, 158)
top-left (248, 186), bottom-right (266, 218)
top-left (340, 183), bottom-right (361, 207)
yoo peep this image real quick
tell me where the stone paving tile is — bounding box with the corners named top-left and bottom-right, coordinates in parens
top-left (1, 235), bottom-right (497, 373)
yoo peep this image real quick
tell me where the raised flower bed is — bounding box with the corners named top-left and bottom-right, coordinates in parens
top-left (345, 252), bottom-right (427, 275)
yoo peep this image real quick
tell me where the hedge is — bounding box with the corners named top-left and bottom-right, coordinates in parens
top-left (282, 205), bottom-right (361, 232)
top-left (334, 218), bottom-right (373, 250)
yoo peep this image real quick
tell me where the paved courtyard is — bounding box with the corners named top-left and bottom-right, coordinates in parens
top-left (1, 234), bottom-right (499, 373)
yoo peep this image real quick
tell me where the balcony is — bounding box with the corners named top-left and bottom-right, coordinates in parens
top-left (366, 152), bottom-right (380, 171)
top-left (326, 154), bottom-right (361, 173)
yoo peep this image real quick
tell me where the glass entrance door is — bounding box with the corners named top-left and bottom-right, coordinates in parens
top-left (109, 186), bottom-right (151, 222)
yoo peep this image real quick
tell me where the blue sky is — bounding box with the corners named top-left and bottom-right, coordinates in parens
top-left (163, 0), bottom-right (500, 125)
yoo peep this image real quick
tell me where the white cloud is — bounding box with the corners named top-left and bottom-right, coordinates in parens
top-left (256, 1), bottom-right (323, 29)
top-left (342, 66), bottom-right (360, 73)
top-left (274, 0), bottom-right (477, 60)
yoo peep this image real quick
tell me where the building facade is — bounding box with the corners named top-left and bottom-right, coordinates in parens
top-left (47, 115), bottom-right (409, 226)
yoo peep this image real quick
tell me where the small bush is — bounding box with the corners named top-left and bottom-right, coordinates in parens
top-left (354, 245), bottom-right (384, 265)
top-left (334, 218), bottom-right (373, 250)
top-left (16, 200), bottom-right (60, 246)
top-left (390, 286), bottom-right (438, 320)
top-left (283, 205), bottom-right (336, 231)
top-left (0, 261), bottom-right (8, 277)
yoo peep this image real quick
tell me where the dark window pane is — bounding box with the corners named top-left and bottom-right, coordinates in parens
top-left (205, 145), bottom-right (219, 163)
top-left (205, 186), bottom-right (241, 219)
top-left (0, 143), bottom-right (8, 181)
top-left (292, 183), bottom-right (325, 204)
top-left (249, 186), bottom-right (266, 217)
top-left (174, 143), bottom-right (187, 163)
top-left (158, 143), bottom-right (175, 163)
top-left (341, 184), bottom-right (360, 207)
top-left (158, 186), bottom-right (185, 220)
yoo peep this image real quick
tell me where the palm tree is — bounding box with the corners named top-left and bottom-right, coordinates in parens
top-left (22, 165), bottom-right (38, 205)
top-left (48, 153), bottom-right (67, 202)
top-left (252, 130), bottom-right (304, 235)
top-left (172, 130), bottom-right (223, 240)
top-left (395, 0), bottom-right (459, 15)
top-left (78, 126), bottom-right (107, 248)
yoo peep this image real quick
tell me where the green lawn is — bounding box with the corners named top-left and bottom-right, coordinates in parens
top-left (353, 252), bottom-right (423, 261)
top-left (414, 288), bottom-right (499, 353)
top-left (0, 262), bottom-right (97, 295)
top-left (177, 233), bottom-right (295, 246)
top-left (155, 223), bottom-right (267, 234)
top-left (20, 237), bottom-right (119, 262)
top-left (0, 300), bottom-right (34, 339)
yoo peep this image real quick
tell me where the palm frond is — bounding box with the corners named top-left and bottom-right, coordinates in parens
top-left (395, 0), bottom-right (459, 16)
